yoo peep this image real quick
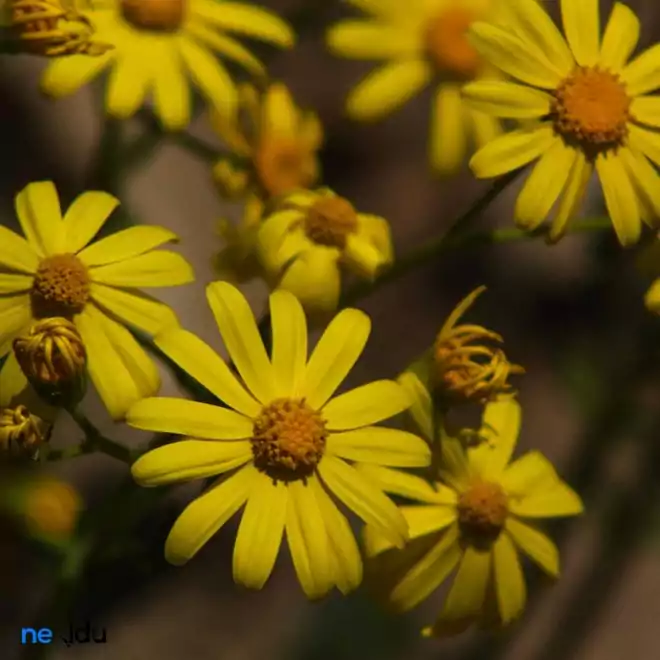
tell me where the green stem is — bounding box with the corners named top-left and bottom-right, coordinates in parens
top-left (65, 408), bottom-right (136, 464)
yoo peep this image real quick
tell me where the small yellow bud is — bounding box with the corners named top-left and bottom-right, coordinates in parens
top-left (22, 477), bottom-right (82, 540)
top-left (433, 286), bottom-right (524, 405)
top-left (0, 406), bottom-right (49, 461)
top-left (13, 318), bottom-right (87, 407)
top-left (212, 159), bottom-right (250, 199)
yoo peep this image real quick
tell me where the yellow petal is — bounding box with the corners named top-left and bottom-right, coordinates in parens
top-left (356, 213), bottom-right (393, 264)
top-left (269, 289), bottom-right (307, 397)
top-left (501, 451), bottom-right (560, 496)
top-left (0, 296), bottom-right (31, 357)
top-left (177, 36), bottom-right (235, 121)
top-left (131, 439), bottom-right (252, 486)
top-left (105, 48), bottom-right (150, 120)
top-left (430, 84), bottom-right (466, 174)
top-left (262, 83), bottom-right (297, 135)
top-left (510, 481), bottom-right (583, 518)
top-left (0, 274), bottom-right (32, 295)
top-left (462, 80), bottom-right (551, 119)
top-left (155, 328), bottom-right (260, 417)
top-left (600, 3), bottom-right (640, 72)
top-left (327, 20), bottom-right (419, 60)
top-left (151, 40), bottom-right (191, 131)
top-left (40, 51), bottom-right (114, 98)
top-left (560, 0), bottom-right (600, 66)
top-left (90, 250), bottom-right (194, 287)
top-left (14, 181), bottom-right (65, 257)
top-left (343, 234), bottom-right (388, 279)
top-left (0, 227), bottom-right (39, 274)
top-left (469, 397), bottom-right (522, 478)
top-left (318, 455), bottom-right (407, 548)
top-left (438, 433), bottom-right (471, 492)
top-left (309, 475), bottom-right (362, 594)
top-left (355, 464), bottom-right (457, 504)
top-left (327, 427), bottom-right (430, 467)
top-left (279, 247), bottom-right (342, 314)
top-left (514, 139), bottom-right (577, 230)
top-left (467, 22), bottom-right (562, 89)
top-left (206, 281), bottom-right (277, 404)
top-left (631, 96), bottom-right (660, 128)
top-left (492, 532), bottom-right (526, 625)
top-left (470, 125), bottom-right (555, 178)
top-left (90, 283), bottom-right (179, 335)
top-left (397, 371), bottom-right (433, 441)
top-left (286, 478), bottom-right (333, 599)
top-left (389, 524), bottom-right (462, 611)
top-left (645, 278), bottom-right (660, 313)
top-left (0, 351), bottom-right (29, 407)
top-left (63, 191), bottom-right (120, 254)
top-left (194, 0), bottom-right (294, 48)
top-left (126, 397), bottom-right (252, 439)
top-left (346, 60), bottom-right (432, 121)
top-left (302, 308), bottom-right (370, 409)
top-left (322, 379), bottom-right (410, 430)
top-left (256, 209), bottom-right (303, 273)
top-left (233, 474), bottom-right (288, 590)
top-left (164, 464), bottom-right (256, 565)
top-left (505, 517), bottom-right (560, 577)
top-left (78, 226), bottom-right (179, 267)
top-left (618, 146), bottom-right (660, 223)
top-left (622, 43), bottom-right (660, 96)
top-left (596, 152), bottom-right (641, 246)
top-left (468, 107), bottom-right (502, 149)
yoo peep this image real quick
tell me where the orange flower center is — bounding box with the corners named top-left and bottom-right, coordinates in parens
top-left (457, 480), bottom-right (508, 547)
top-left (31, 254), bottom-right (90, 319)
top-left (23, 480), bottom-right (80, 538)
top-left (552, 66), bottom-right (631, 153)
top-left (255, 137), bottom-right (315, 198)
top-left (121, 0), bottom-right (186, 31)
top-left (304, 196), bottom-right (358, 248)
top-left (425, 7), bottom-right (482, 81)
top-left (251, 398), bottom-right (327, 481)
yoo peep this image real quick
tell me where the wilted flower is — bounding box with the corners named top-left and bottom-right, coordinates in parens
top-left (0, 406), bottom-right (49, 460)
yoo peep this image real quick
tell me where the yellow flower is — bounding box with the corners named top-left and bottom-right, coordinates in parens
top-left (326, 0), bottom-right (512, 173)
top-left (465, 0), bottom-right (660, 246)
top-left (22, 476), bottom-right (82, 540)
top-left (128, 282), bottom-right (431, 599)
top-left (361, 398), bottom-right (583, 636)
top-left (0, 181), bottom-right (194, 419)
top-left (39, 0), bottom-right (295, 130)
top-left (257, 189), bottom-right (394, 314)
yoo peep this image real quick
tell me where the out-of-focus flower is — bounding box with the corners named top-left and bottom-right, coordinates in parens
top-left (21, 476), bottom-right (82, 540)
top-left (13, 317), bottom-right (87, 408)
top-left (431, 286), bottom-right (523, 405)
top-left (257, 189), bottom-right (393, 314)
top-left (465, 0), bottom-right (660, 245)
top-left (127, 282), bottom-right (430, 599)
top-left (361, 398), bottom-right (583, 636)
top-left (326, 0), bottom-right (516, 173)
top-left (39, 0), bottom-right (295, 130)
top-left (0, 406), bottom-right (49, 460)
top-left (637, 236), bottom-right (660, 314)
top-left (211, 83), bottom-right (323, 284)
top-left (0, 181), bottom-right (194, 419)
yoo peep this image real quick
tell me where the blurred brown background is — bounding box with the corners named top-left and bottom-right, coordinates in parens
top-left (3, 0), bottom-right (660, 658)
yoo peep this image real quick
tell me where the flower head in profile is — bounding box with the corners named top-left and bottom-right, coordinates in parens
top-left (39, 0), bottom-right (295, 130)
top-left (326, 0), bottom-right (515, 173)
top-left (465, 0), bottom-right (660, 245)
top-left (128, 282), bottom-right (431, 599)
top-left (0, 181), bottom-right (194, 418)
top-left (361, 398), bottom-right (583, 636)
top-left (257, 189), bottom-right (394, 314)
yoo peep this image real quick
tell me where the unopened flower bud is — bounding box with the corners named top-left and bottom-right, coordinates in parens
top-left (13, 318), bottom-right (87, 408)
top-left (433, 286), bottom-right (524, 405)
top-left (23, 477), bottom-right (82, 540)
top-left (213, 159), bottom-right (250, 199)
top-left (0, 406), bottom-right (49, 461)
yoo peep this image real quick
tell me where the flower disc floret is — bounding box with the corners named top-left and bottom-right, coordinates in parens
top-left (121, 0), bottom-right (186, 31)
top-left (457, 480), bottom-right (508, 548)
top-left (31, 254), bottom-right (90, 319)
top-left (304, 196), bottom-right (359, 248)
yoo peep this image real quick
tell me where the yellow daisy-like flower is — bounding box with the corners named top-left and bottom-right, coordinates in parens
top-left (257, 188), bottom-right (394, 314)
top-left (326, 0), bottom-right (510, 173)
top-left (465, 0), bottom-right (660, 246)
top-left (0, 181), bottom-right (194, 419)
top-left (128, 281), bottom-right (431, 598)
top-left (39, 0), bottom-right (295, 130)
top-left (362, 398), bottom-right (583, 636)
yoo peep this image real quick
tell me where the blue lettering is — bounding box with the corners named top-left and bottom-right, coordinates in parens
top-left (37, 628), bottom-right (53, 644)
top-left (21, 627), bottom-right (53, 644)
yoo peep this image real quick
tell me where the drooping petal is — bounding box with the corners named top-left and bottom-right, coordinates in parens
top-left (126, 397), bottom-right (252, 440)
top-left (0, 351), bottom-right (29, 406)
top-left (327, 427), bottom-right (430, 467)
top-left (89, 250), bottom-right (194, 287)
top-left (164, 464), bottom-right (257, 565)
top-left (462, 80), bottom-right (551, 119)
top-left (256, 209), bottom-right (304, 274)
top-left (105, 46), bottom-right (150, 121)
top-left (318, 455), bottom-right (407, 548)
top-left (600, 3), bottom-right (641, 72)
top-left (14, 181), bottom-right (64, 257)
top-left (397, 371), bottom-right (434, 440)
top-left (622, 43), bottom-right (660, 97)
top-left (286, 478), bottom-right (333, 599)
top-left (149, 39), bottom-right (191, 131)
top-left (560, 0), bottom-right (600, 66)
top-left (0, 296), bottom-right (32, 357)
top-left (0, 227), bottom-right (39, 274)
top-left (233, 474), bottom-right (288, 590)
top-left (326, 21), bottom-right (419, 59)
top-left (510, 481), bottom-right (583, 518)
top-left (506, 517), bottom-right (560, 577)
top-left (438, 434), bottom-right (471, 492)
top-left (0, 274), bottom-right (32, 295)
top-left (501, 451), bottom-right (560, 496)
top-left (269, 289), bottom-right (307, 397)
top-left (631, 96), bottom-right (660, 129)
top-left (40, 51), bottom-right (114, 98)
top-left (618, 146), bottom-right (660, 223)
top-left (492, 532), bottom-right (526, 624)
top-left (63, 191), bottom-right (120, 254)
top-left (302, 308), bottom-right (370, 409)
top-left (155, 328), bottom-right (261, 418)
top-left (206, 282), bottom-right (277, 404)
